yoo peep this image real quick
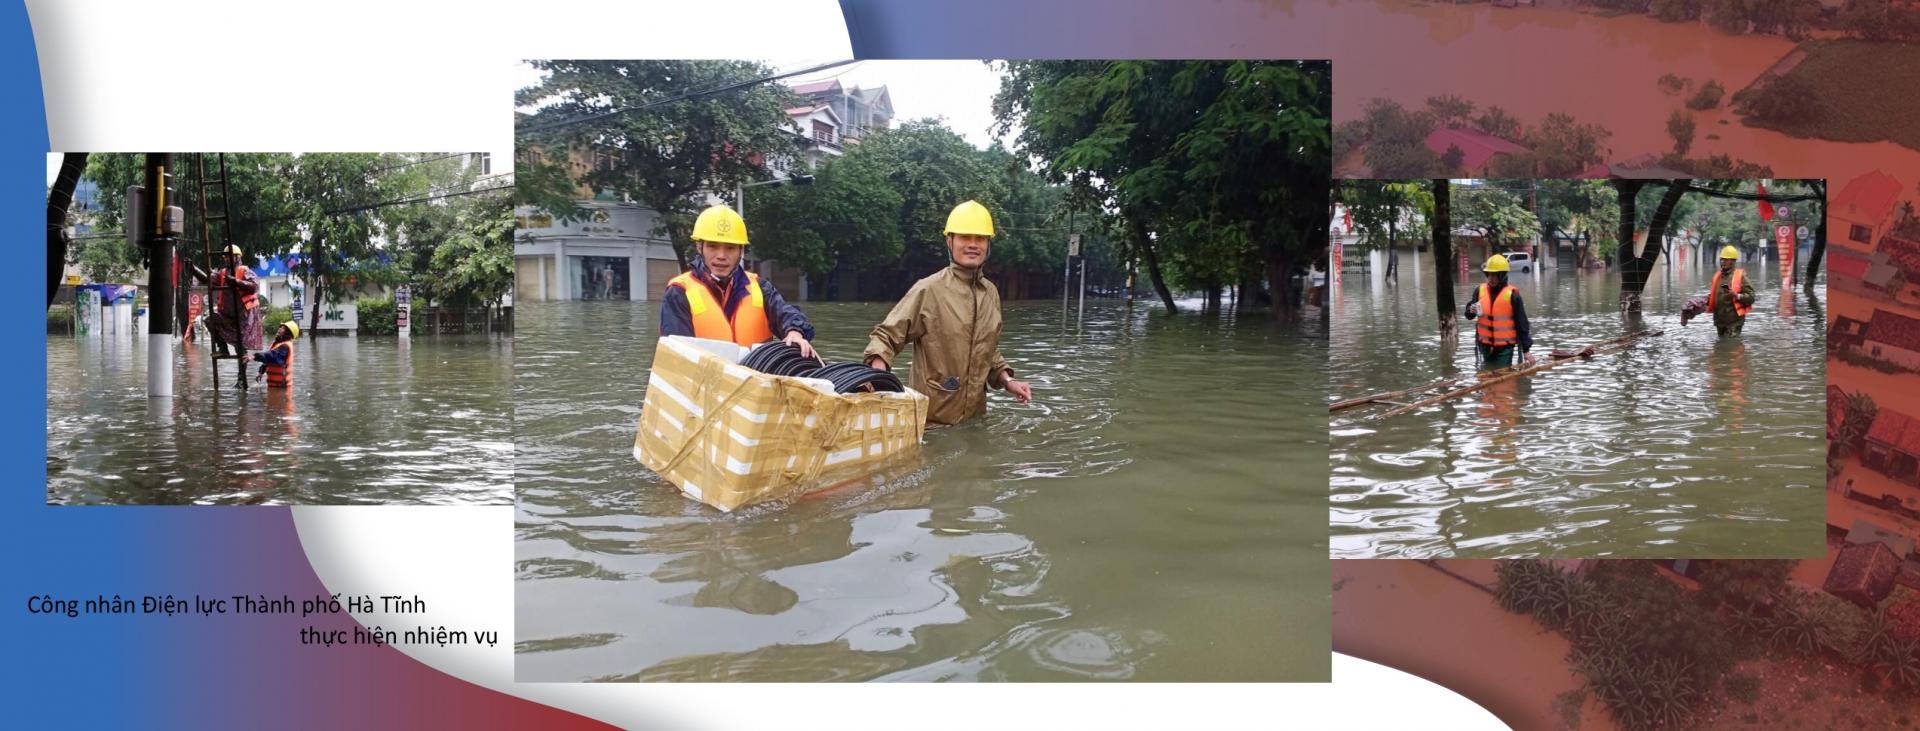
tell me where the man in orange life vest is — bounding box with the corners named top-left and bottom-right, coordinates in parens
top-left (1461, 254), bottom-right (1535, 370)
top-left (188, 244), bottom-right (264, 357)
top-left (242, 322), bottom-right (300, 388)
top-left (1706, 245), bottom-right (1756, 337)
top-left (659, 205), bottom-right (815, 355)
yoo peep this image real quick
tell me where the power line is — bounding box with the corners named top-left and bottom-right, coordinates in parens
top-left (516, 60), bottom-right (858, 136)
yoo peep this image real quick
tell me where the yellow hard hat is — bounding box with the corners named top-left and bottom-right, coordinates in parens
top-left (1483, 254), bottom-right (1510, 273)
top-left (1720, 245), bottom-right (1739, 259)
top-left (944, 200), bottom-right (995, 237)
top-left (691, 205), bottom-right (749, 246)
top-left (282, 321), bottom-right (300, 339)
top-left (224, 245), bottom-right (244, 255)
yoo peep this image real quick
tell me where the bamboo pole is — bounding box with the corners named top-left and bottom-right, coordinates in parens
top-left (1373, 331), bottom-right (1663, 420)
top-left (1329, 375), bottom-right (1473, 412)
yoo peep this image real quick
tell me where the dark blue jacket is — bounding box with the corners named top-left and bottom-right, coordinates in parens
top-left (252, 340), bottom-right (291, 377)
top-left (659, 259), bottom-right (814, 342)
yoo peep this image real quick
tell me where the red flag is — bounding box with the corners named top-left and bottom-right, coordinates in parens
top-left (1343, 206), bottom-right (1352, 233)
top-left (1758, 181), bottom-right (1774, 221)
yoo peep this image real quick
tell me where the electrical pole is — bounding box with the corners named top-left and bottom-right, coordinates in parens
top-left (143, 154), bottom-right (178, 398)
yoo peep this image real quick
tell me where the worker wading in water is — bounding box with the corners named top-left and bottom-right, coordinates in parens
top-left (864, 200), bottom-right (1033, 426)
top-left (1462, 254), bottom-right (1535, 371)
top-left (660, 205), bottom-right (816, 355)
top-left (1707, 246), bottom-right (1757, 337)
top-left (188, 245), bottom-right (264, 361)
top-left (242, 322), bottom-right (300, 388)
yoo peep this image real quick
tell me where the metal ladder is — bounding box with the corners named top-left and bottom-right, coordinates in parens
top-left (196, 153), bottom-right (246, 390)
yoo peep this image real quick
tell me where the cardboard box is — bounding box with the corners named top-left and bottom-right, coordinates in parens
top-left (634, 336), bottom-right (928, 512)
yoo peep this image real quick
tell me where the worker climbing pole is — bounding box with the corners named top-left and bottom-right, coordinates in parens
top-left (196, 153), bottom-right (248, 390)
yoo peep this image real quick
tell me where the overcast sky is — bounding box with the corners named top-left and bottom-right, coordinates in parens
top-left (514, 59), bottom-right (1014, 151)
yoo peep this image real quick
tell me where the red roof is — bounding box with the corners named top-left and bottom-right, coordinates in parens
top-left (1829, 250), bottom-right (1871, 280)
top-left (1869, 408), bottom-right (1920, 457)
top-left (1866, 308), bottom-right (1920, 352)
top-left (790, 80), bottom-right (841, 95)
top-left (1834, 170), bottom-right (1903, 223)
top-left (1424, 128), bottom-right (1530, 171)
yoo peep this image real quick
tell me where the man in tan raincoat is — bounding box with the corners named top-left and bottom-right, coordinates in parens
top-left (864, 200), bottom-right (1033, 426)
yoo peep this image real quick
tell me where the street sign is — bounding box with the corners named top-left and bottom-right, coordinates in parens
top-left (1777, 207), bottom-right (1792, 219)
top-left (1796, 226), bottom-right (1811, 240)
top-left (65, 275), bottom-right (80, 286)
top-left (1068, 235), bottom-right (1081, 257)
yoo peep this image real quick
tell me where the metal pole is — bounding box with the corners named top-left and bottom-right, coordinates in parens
top-left (736, 181), bottom-right (744, 219)
top-left (144, 154), bottom-right (174, 398)
top-left (1077, 254), bottom-right (1086, 323)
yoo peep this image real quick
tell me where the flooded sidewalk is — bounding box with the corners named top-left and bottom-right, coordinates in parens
top-left (1332, 257), bottom-right (1827, 558)
top-left (47, 333), bottom-right (514, 505)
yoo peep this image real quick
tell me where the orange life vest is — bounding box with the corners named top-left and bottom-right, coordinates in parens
top-left (1709, 269), bottom-right (1752, 317)
top-left (669, 271), bottom-right (773, 346)
top-left (264, 341), bottom-right (293, 388)
top-left (214, 267), bottom-right (258, 312)
top-left (1476, 284), bottom-right (1518, 348)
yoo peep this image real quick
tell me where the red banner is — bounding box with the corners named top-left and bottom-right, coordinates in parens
top-left (1332, 240), bottom-right (1342, 288)
top-left (1776, 225), bottom-right (1794, 286)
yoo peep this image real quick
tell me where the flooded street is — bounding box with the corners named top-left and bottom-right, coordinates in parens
top-left (514, 299), bottom-right (1326, 682)
top-left (1330, 255), bottom-right (1827, 558)
top-left (47, 334), bottom-right (514, 505)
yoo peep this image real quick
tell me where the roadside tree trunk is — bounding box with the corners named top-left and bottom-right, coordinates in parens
top-left (1621, 181), bottom-right (1689, 313)
top-left (1432, 179), bottom-right (1458, 342)
top-left (47, 152), bottom-right (88, 309)
top-left (1805, 180), bottom-right (1826, 290)
top-left (1131, 214), bottom-right (1178, 314)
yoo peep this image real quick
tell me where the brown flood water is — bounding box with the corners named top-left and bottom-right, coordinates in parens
top-left (1269, 0), bottom-right (1920, 180)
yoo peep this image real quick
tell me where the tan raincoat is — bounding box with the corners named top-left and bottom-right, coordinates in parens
top-left (864, 264), bottom-right (1013, 426)
top-left (1711, 266), bottom-right (1758, 335)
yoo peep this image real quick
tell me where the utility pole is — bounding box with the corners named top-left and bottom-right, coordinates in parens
top-left (143, 154), bottom-right (180, 398)
top-left (1067, 208), bottom-right (1082, 316)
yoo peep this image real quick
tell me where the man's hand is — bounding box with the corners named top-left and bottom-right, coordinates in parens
top-left (1005, 380), bottom-right (1032, 403)
top-left (783, 331), bottom-right (816, 360)
top-left (1521, 352), bottom-right (1537, 367)
top-left (866, 355), bottom-right (890, 372)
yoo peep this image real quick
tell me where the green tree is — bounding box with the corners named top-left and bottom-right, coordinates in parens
top-left (1359, 98), bottom-right (1445, 178)
top-left (1686, 79), bottom-right (1725, 110)
top-left (1667, 108), bottom-right (1697, 157)
top-left (1471, 105), bottom-right (1522, 141)
top-left (1454, 184), bottom-right (1541, 254)
top-left (515, 60), bottom-right (804, 269)
top-left (1425, 94), bottom-right (1475, 130)
top-left (1520, 112), bottom-right (1612, 177)
top-left (993, 60), bottom-right (1330, 318)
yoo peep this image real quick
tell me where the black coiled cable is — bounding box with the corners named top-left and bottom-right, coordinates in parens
top-left (739, 341), bottom-right (903, 394)
top-left (739, 341), bottom-right (823, 378)
top-left (815, 361), bottom-right (904, 394)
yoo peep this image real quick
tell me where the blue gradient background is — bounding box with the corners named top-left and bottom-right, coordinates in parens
top-left (5, 1), bottom-right (606, 726)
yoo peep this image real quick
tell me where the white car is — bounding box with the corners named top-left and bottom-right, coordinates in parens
top-left (1504, 252), bottom-right (1533, 273)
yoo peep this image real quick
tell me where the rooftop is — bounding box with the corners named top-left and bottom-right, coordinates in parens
top-left (1866, 307), bottom-right (1920, 352)
top-left (1869, 407), bottom-right (1920, 457)
top-left (1423, 128), bottom-right (1529, 171)
top-left (1833, 170), bottom-right (1904, 223)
